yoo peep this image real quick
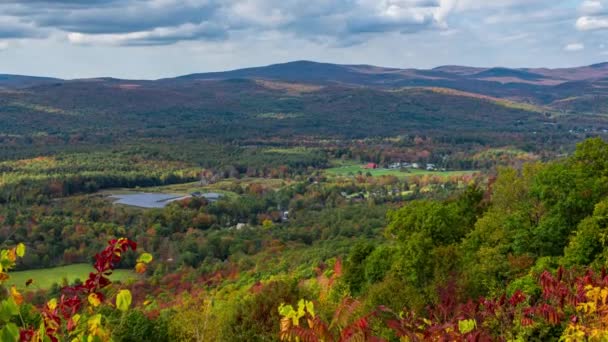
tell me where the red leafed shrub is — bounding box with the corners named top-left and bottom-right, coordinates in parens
top-left (280, 267), bottom-right (608, 341)
top-left (16, 238), bottom-right (152, 342)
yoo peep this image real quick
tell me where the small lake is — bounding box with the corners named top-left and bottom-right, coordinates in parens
top-left (110, 193), bottom-right (189, 208)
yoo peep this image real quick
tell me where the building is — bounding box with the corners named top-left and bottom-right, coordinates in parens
top-left (363, 163), bottom-right (378, 169)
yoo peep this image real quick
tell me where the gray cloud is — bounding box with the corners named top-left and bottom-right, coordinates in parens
top-left (0, 0), bottom-right (601, 72)
top-left (5, 0), bottom-right (219, 34)
top-left (67, 21), bottom-right (228, 46)
top-left (0, 15), bottom-right (45, 39)
top-left (577, 0), bottom-right (608, 30)
top-left (0, 0), bottom-right (457, 45)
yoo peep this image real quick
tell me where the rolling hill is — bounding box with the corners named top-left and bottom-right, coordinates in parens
top-left (163, 61), bottom-right (608, 110)
top-left (0, 74), bottom-right (62, 88)
top-left (1, 60), bottom-right (608, 158)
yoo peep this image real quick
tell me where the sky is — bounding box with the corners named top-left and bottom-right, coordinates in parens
top-left (0, 0), bottom-right (606, 79)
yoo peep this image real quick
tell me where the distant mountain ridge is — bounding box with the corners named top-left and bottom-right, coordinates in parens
top-left (2, 60), bottom-right (608, 119)
top-left (172, 60), bottom-right (608, 86)
top-left (4, 60), bottom-right (608, 87)
top-left (0, 74), bottom-right (62, 88)
top-left (1, 60), bottom-right (608, 156)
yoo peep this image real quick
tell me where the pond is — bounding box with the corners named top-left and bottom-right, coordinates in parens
top-left (110, 193), bottom-right (189, 208)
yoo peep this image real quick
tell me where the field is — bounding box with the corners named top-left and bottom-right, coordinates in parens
top-left (8, 264), bottom-right (136, 290)
top-left (153, 178), bottom-right (288, 192)
top-left (324, 162), bottom-right (477, 178)
top-left (101, 178), bottom-right (289, 199)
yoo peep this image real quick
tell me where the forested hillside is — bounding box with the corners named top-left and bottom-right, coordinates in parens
top-left (3, 137), bottom-right (608, 341)
top-left (2, 61), bottom-right (608, 341)
top-left (2, 61), bottom-right (608, 162)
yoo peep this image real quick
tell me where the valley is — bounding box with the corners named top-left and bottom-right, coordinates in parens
top-left (1, 61), bottom-right (608, 341)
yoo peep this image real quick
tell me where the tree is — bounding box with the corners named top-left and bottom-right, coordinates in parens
top-left (168, 294), bottom-right (219, 342)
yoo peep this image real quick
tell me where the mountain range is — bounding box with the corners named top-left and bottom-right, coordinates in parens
top-left (2, 60), bottom-right (607, 108)
top-left (1, 60), bottom-right (607, 155)
top-left (176, 60), bottom-right (608, 86)
top-left (6, 60), bottom-right (608, 85)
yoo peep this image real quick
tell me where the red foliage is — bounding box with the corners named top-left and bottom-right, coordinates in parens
top-left (378, 267), bottom-right (608, 340)
top-left (20, 238), bottom-right (137, 341)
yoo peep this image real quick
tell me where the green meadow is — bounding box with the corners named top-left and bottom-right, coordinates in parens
top-left (324, 161), bottom-right (477, 178)
top-left (8, 264), bottom-right (136, 290)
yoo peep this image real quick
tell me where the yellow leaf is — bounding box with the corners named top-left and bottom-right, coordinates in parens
top-left (116, 289), bottom-right (132, 312)
top-left (136, 253), bottom-right (153, 264)
top-left (15, 243), bottom-right (25, 258)
top-left (88, 293), bottom-right (101, 307)
top-left (7, 249), bottom-right (16, 263)
top-left (47, 298), bottom-right (57, 311)
top-left (0, 272), bottom-right (9, 284)
top-left (458, 319), bottom-right (477, 334)
top-left (10, 286), bottom-right (23, 305)
top-left (135, 262), bottom-right (147, 274)
top-left (87, 314), bottom-right (102, 335)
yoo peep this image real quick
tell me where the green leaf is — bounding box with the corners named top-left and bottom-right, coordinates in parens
top-left (458, 319), bottom-right (476, 334)
top-left (0, 298), bottom-right (19, 321)
top-left (87, 336), bottom-right (103, 342)
top-left (278, 303), bottom-right (294, 317)
top-left (0, 251), bottom-right (11, 269)
top-left (136, 253), bottom-right (153, 264)
top-left (305, 300), bottom-right (315, 318)
top-left (37, 321), bottom-right (45, 342)
top-left (6, 298), bottom-right (19, 316)
top-left (0, 323), bottom-right (19, 342)
top-left (15, 243), bottom-right (25, 258)
top-left (116, 289), bottom-right (132, 312)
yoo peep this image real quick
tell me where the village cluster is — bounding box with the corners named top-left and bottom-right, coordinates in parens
top-left (364, 162), bottom-right (437, 171)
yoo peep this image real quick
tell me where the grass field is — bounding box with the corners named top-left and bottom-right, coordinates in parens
top-left (325, 162), bottom-right (477, 178)
top-left (8, 264), bottom-right (136, 290)
top-left (263, 147), bottom-right (312, 154)
top-left (101, 177), bottom-right (289, 198)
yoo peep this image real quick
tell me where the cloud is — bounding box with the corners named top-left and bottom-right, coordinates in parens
top-left (576, 0), bottom-right (608, 31)
top-left (0, 16), bottom-right (46, 39)
top-left (0, 0), bottom-right (468, 46)
top-left (0, 0), bottom-right (590, 49)
top-left (579, 0), bottom-right (604, 14)
top-left (12, 1), bottom-right (220, 35)
top-left (564, 42), bottom-right (585, 51)
top-left (223, 0), bottom-right (455, 41)
top-left (67, 21), bottom-right (228, 46)
top-left (577, 16), bottom-right (608, 30)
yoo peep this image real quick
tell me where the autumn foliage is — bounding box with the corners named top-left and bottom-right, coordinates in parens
top-left (0, 238), bottom-right (152, 342)
top-left (279, 267), bottom-right (608, 341)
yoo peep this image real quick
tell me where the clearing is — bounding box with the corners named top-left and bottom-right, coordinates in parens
top-left (325, 161), bottom-right (477, 178)
top-left (9, 264), bottom-right (135, 290)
